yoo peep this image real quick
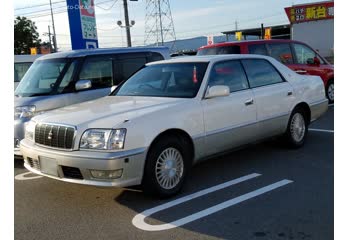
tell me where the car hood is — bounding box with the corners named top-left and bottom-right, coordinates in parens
top-left (32, 96), bottom-right (187, 129)
top-left (14, 95), bottom-right (67, 112)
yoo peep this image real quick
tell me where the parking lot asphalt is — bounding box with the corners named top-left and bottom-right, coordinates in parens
top-left (14, 106), bottom-right (334, 240)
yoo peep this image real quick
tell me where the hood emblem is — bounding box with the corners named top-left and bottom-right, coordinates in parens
top-left (48, 130), bottom-right (53, 140)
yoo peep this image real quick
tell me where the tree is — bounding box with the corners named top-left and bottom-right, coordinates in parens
top-left (14, 16), bottom-right (42, 54)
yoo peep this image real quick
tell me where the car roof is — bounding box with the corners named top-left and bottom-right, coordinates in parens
top-left (36, 46), bottom-right (169, 60)
top-left (14, 54), bottom-right (43, 63)
top-left (147, 54), bottom-right (273, 65)
top-left (198, 39), bottom-right (304, 50)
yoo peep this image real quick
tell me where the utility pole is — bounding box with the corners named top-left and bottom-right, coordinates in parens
top-left (123, 0), bottom-right (132, 47)
top-left (49, 0), bottom-right (57, 52)
top-left (235, 20), bottom-right (238, 31)
top-left (48, 25), bottom-right (52, 52)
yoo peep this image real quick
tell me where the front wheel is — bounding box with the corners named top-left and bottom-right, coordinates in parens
top-left (326, 80), bottom-right (334, 103)
top-left (284, 109), bottom-right (308, 148)
top-left (142, 135), bottom-right (191, 198)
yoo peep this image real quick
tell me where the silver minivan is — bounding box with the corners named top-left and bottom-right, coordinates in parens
top-left (14, 47), bottom-right (170, 158)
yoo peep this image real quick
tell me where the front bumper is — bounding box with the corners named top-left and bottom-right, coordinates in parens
top-left (20, 139), bottom-right (147, 188)
top-left (14, 118), bottom-right (30, 157)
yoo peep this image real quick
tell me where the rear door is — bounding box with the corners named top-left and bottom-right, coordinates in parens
top-left (241, 59), bottom-right (295, 138)
top-left (202, 60), bottom-right (257, 156)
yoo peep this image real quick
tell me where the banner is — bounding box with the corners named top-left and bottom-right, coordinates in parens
top-left (285, 1), bottom-right (334, 24)
top-left (66, 0), bottom-right (99, 50)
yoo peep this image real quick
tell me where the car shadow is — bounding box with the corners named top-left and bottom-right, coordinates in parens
top-left (113, 139), bottom-right (303, 239)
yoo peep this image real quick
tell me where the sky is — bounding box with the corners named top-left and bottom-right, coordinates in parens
top-left (14, 0), bottom-right (331, 51)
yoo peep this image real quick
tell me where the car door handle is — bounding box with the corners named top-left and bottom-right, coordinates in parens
top-left (245, 98), bottom-right (254, 106)
top-left (287, 91), bottom-right (293, 96)
top-left (295, 69), bottom-right (307, 74)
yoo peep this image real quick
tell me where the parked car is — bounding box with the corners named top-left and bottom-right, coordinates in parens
top-left (197, 39), bottom-right (334, 103)
top-left (14, 47), bottom-right (169, 158)
top-left (14, 54), bottom-right (42, 89)
top-left (21, 55), bottom-right (328, 197)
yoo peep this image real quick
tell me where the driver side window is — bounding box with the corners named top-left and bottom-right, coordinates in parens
top-left (293, 43), bottom-right (324, 64)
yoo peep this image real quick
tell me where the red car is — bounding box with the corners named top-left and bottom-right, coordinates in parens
top-left (198, 39), bottom-right (334, 102)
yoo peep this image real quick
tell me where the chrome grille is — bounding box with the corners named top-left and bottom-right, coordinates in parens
top-left (34, 124), bottom-right (75, 149)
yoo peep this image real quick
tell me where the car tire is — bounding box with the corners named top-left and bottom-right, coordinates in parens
top-left (326, 79), bottom-right (334, 103)
top-left (284, 108), bottom-right (308, 148)
top-left (142, 135), bottom-right (191, 198)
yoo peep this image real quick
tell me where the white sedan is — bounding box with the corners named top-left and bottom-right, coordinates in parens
top-left (21, 55), bottom-right (328, 197)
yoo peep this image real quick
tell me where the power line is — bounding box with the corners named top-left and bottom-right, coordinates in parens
top-left (96, 0), bottom-right (119, 11)
top-left (14, 1), bottom-right (66, 11)
top-left (15, 0), bottom-right (117, 18)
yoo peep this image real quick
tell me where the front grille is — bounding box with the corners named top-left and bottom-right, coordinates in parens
top-left (61, 166), bottom-right (84, 179)
top-left (26, 157), bottom-right (40, 170)
top-left (34, 124), bottom-right (75, 149)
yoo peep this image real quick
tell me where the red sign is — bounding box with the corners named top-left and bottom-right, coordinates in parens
top-left (80, 0), bottom-right (95, 17)
top-left (285, 1), bottom-right (334, 24)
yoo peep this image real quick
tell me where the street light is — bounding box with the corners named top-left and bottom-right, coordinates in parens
top-left (117, 20), bottom-right (135, 47)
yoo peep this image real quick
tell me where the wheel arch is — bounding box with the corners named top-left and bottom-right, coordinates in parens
top-left (291, 102), bottom-right (311, 125)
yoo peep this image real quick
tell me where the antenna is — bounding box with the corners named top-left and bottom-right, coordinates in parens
top-left (144, 0), bottom-right (176, 51)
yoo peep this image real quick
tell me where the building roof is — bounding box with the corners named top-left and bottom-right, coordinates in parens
top-left (222, 24), bottom-right (291, 39)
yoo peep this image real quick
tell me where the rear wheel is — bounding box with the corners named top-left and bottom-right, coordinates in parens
top-left (284, 108), bottom-right (308, 148)
top-left (142, 135), bottom-right (191, 198)
top-left (326, 80), bottom-right (334, 103)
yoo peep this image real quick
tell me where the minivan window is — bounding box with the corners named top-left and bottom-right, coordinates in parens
top-left (248, 44), bottom-right (268, 56)
top-left (15, 59), bottom-right (70, 97)
top-left (115, 57), bottom-right (147, 85)
top-left (241, 59), bottom-right (284, 88)
top-left (293, 43), bottom-right (325, 65)
top-left (267, 43), bottom-right (294, 64)
top-left (208, 60), bottom-right (249, 92)
top-left (79, 58), bottom-right (113, 89)
top-left (114, 62), bottom-right (208, 98)
top-left (197, 46), bottom-right (241, 55)
top-left (14, 62), bottom-right (32, 82)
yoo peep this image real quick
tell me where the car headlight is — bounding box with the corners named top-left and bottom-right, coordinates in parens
top-left (80, 129), bottom-right (126, 150)
top-left (25, 121), bottom-right (36, 141)
top-left (15, 105), bottom-right (36, 119)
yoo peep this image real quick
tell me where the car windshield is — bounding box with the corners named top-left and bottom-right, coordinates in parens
top-left (14, 58), bottom-right (71, 97)
top-left (113, 62), bottom-right (209, 98)
top-left (197, 46), bottom-right (241, 55)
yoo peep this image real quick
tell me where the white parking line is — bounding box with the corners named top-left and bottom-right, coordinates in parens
top-left (132, 174), bottom-right (292, 231)
top-left (15, 171), bottom-right (43, 180)
top-left (309, 128), bottom-right (334, 133)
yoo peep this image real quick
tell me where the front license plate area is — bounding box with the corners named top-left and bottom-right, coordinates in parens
top-left (39, 156), bottom-right (58, 177)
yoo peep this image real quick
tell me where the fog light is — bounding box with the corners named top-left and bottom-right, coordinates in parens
top-left (90, 169), bottom-right (123, 179)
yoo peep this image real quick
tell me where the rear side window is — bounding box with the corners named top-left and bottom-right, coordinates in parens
top-left (79, 58), bottom-right (113, 89)
top-left (197, 46), bottom-right (241, 55)
top-left (248, 44), bottom-right (268, 56)
top-left (241, 59), bottom-right (284, 88)
top-left (148, 52), bottom-right (164, 62)
top-left (115, 57), bottom-right (147, 85)
top-left (267, 43), bottom-right (293, 64)
top-left (208, 60), bottom-right (249, 92)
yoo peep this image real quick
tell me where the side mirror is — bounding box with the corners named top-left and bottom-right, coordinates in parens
top-left (111, 85), bottom-right (118, 93)
top-left (75, 79), bottom-right (92, 91)
top-left (205, 85), bottom-right (230, 99)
